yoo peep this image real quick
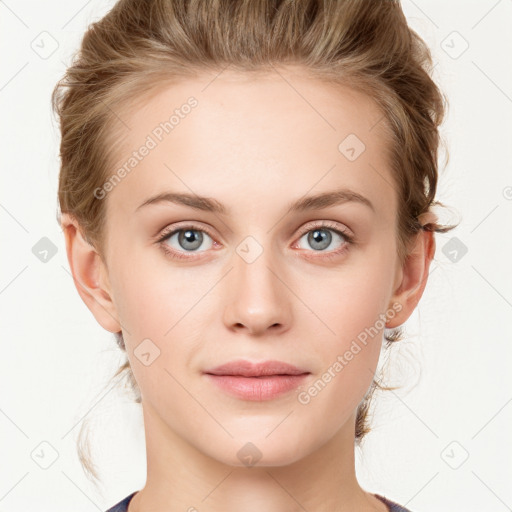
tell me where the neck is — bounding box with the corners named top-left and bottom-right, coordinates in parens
top-left (128, 401), bottom-right (388, 512)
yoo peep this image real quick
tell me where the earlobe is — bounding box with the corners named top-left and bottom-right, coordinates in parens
top-left (386, 228), bottom-right (436, 329)
top-left (61, 213), bottom-right (121, 333)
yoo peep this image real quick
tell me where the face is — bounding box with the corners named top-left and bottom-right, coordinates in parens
top-left (83, 67), bottom-right (415, 467)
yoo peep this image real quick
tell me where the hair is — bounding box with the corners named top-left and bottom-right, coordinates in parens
top-left (52, 0), bottom-right (459, 484)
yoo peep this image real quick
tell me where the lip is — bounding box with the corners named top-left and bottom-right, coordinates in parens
top-left (204, 359), bottom-right (309, 377)
top-left (203, 359), bottom-right (310, 401)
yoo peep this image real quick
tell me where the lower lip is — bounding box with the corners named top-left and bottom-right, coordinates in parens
top-left (204, 374), bottom-right (310, 401)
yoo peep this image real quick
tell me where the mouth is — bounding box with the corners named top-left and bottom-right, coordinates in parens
top-left (203, 359), bottom-right (311, 401)
top-left (203, 359), bottom-right (309, 377)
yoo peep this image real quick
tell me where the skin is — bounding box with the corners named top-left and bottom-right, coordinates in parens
top-left (61, 65), bottom-right (436, 512)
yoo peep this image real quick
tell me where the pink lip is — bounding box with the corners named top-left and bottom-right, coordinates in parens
top-left (203, 359), bottom-right (310, 401)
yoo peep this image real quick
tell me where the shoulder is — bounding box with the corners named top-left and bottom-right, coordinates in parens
top-left (374, 493), bottom-right (414, 512)
top-left (105, 491), bottom-right (138, 512)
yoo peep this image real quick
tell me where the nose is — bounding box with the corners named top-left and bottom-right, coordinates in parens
top-left (222, 249), bottom-right (292, 336)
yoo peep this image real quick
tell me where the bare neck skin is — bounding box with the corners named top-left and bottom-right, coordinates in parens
top-left (127, 406), bottom-right (389, 512)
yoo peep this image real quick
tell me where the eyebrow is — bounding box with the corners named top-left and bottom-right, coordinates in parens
top-left (135, 188), bottom-right (375, 215)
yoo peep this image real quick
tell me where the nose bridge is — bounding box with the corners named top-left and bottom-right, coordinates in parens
top-left (222, 232), bottom-right (291, 334)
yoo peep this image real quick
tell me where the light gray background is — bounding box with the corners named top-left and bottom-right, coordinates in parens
top-left (1, 1), bottom-right (511, 511)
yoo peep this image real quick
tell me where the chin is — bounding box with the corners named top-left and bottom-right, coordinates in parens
top-left (201, 432), bottom-right (311, 469)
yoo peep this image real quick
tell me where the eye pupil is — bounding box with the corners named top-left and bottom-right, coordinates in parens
top-left (308, 229), bottom-right (332, 251)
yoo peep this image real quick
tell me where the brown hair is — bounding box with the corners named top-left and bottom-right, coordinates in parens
top-left (52, 0), bottom-right (458, 483)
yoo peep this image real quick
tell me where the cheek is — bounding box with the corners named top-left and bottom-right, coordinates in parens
top-left (311, 286), bottom-right (385, 395)
top-left (113, 266), bottom-right (202, 404)
top-left (293, 272), bottom-right (391, 432)
top-left (110, 246), bottom-right (197, 335)
top-left (110, 259), bottom-right (209, 369)
top-left (292, 248), bottom-right (395, 398)
top-left (299, 259), bottom-right (394, 346)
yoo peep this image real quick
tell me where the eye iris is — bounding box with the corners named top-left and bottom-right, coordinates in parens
top-left (178, 229), bottom-right (203, 251)
top-left (308, 229), bottom-right (332, 251)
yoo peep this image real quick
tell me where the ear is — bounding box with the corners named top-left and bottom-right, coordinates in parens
top-left (386, 215), bottom-right (437, 328)
top-left (60, 213), bottom-right (121, 333)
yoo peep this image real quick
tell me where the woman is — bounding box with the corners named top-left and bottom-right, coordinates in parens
top-left (53, 0), bottom-right (456, 510)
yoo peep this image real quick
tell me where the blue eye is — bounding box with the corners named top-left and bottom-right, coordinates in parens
top-left (158, 226), bottom-right (215, 259)
top-left (297, 227), bottom-right (348, 252)
top-left (293, 222), bottom-right (354, 261)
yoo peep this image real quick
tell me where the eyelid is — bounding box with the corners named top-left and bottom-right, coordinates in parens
top-left (155, 221), bottom-right (217, 243)
top-left (294, 220), bottom-right (354, 241)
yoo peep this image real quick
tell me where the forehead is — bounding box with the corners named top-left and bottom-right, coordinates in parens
top-left (105, 67), bottom-right (396, 222)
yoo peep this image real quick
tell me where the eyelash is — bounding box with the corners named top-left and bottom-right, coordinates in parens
top-left (155, 221), bottom-right (355, 262)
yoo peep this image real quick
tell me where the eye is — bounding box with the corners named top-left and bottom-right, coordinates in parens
top-left (293, 221), bottom-right (354, 260)
top-left (157, 224), bottom-right (216, 260)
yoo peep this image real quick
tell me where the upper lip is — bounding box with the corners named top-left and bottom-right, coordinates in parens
top-left (204, 359), bottom-right (310, 377)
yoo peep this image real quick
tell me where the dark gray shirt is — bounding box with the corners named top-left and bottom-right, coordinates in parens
top-left (105, 491), bottom-right (413, 511)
